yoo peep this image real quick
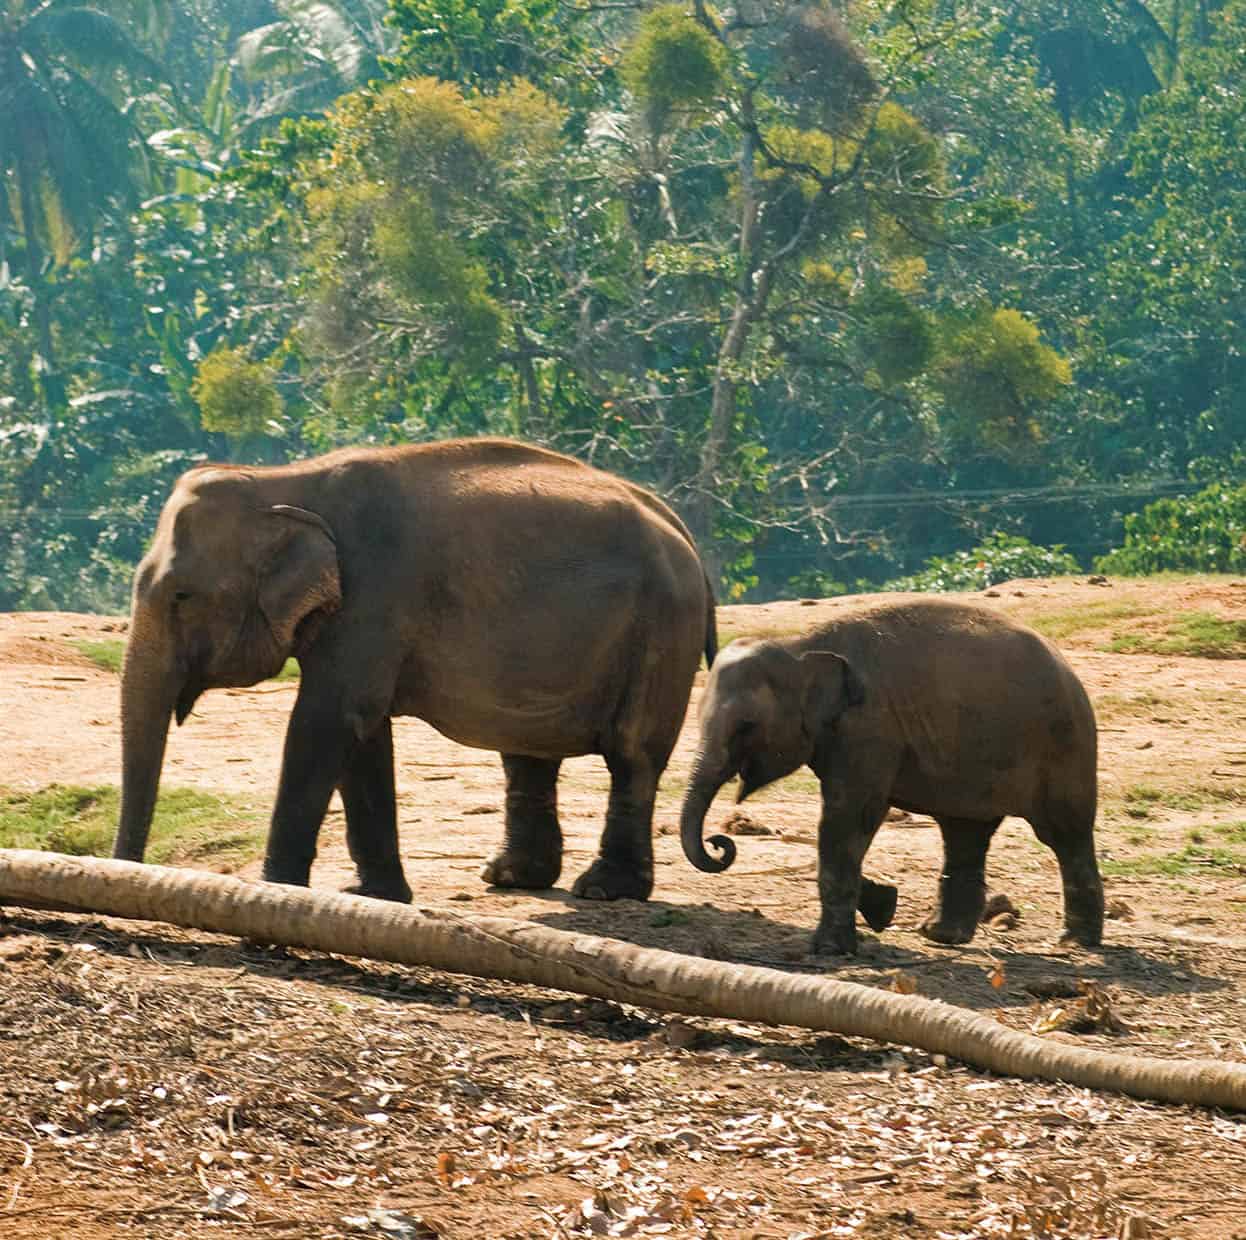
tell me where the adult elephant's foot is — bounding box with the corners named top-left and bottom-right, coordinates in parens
top-left (480, 848), bottom-right (561, 890)
top-left (341, 878), bottom-right (412, 903)
top-left (811, 920), bottom-right (858, 956)
top-left (261, 862), bottom-right (312, 888)
top-left (919, 913), bottom-right (978, 945)
top-left (570, 857), bottom-right (653, 902)
top-left (858, 880), bottom-right (898, 933)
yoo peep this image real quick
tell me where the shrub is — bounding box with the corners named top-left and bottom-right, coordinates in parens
top-left (885, 532), bottom-right (1081, 592)
top-left (192, 346), bottom-right (283, 437)
top-left (1095, 482), bottom-right (1246, 575)
top-left (621, 4), bottom-right (729, 130)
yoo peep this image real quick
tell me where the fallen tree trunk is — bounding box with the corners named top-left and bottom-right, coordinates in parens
top-left (2, 849), bottom-right (1244, 1110)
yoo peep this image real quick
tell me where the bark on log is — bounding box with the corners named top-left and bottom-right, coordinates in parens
top-left (2, 849), bottom-right (1244, 1110)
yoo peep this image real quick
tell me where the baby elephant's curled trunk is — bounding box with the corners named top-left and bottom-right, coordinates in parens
top-left (680, 759), bottom-right (737, 873)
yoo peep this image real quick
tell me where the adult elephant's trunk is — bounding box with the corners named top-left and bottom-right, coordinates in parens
top-left (114, 606), bottom-right (179, 862)
top-left (680, 752), bottom-right (738, 873)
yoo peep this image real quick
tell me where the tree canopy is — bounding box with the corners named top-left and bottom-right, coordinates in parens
top-left (0, 0), bottom-right (1242, 609)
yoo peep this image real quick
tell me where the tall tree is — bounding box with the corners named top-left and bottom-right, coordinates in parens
top-left (0, 0), bottom-right (166, 401)
top-left (286, 0), bottom-right (1070, 586)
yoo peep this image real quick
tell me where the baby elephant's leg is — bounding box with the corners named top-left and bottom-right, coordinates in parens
top-left (921, 816), bottom-right (1003, 944)
top-left (857, 876), bottom-right (898, 932)
top-left (812, 793), bottom-right (890, 956)
top-left (1030, 802), bottom-right (1104, 947)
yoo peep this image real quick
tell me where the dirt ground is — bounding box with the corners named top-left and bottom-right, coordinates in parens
top-left (1, 576), bottom-right (1245, 1238)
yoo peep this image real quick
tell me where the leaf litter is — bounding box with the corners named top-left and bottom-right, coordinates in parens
top-left (1, 913), bottom-right (1245, 1238)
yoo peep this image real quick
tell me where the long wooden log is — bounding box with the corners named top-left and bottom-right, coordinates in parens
top-left (2, 849), bottom-right (1244, 1110)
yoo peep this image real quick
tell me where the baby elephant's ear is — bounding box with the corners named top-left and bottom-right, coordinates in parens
top-left (799, 650), bottom-right (864, 734)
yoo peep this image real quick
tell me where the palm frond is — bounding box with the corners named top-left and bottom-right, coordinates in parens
top-left (274, 0), bottom-right (370, 84)
top-left (24, 7), bottom-right (168, 85)
top-left (235, 21), bottom-right (312, 82)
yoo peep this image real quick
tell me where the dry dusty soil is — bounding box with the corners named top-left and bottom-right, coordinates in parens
top-left (1, 576), bottom-right (1245, 1239)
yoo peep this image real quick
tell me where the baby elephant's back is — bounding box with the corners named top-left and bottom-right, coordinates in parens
top-left (825, 598), bottom-right (1095, 798)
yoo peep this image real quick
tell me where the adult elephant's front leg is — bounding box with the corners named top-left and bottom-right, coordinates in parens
top-left (481, 755), bottom-right (563, 889)
top-left (572, 753), bottom-right (657, 901)
top-left (262, 688), bottom-right (358, 889)
top-left (340, 718), bottom-right (411, 902)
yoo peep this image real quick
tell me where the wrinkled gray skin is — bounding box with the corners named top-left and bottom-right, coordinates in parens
top-left (115, 438), bottom-right (716, 904)
top-left (680, 598), bottom-right (1104, 955)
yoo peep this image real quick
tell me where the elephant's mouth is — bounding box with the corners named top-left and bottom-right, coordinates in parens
top-left (174, 675), bottom-right (205, 726)
top-left (736, 763), bottom-right (764, 803)
top-left (736, 753), bottom-right (798, 803)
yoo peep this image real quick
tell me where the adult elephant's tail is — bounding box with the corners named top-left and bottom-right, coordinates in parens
top-left (703, 568), bottom-right (718, 668)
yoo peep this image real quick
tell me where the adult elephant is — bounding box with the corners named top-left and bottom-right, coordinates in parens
top-left (114, 438), bottom-right (717, 904)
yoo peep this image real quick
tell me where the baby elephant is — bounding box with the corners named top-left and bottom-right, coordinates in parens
top-left (680, 598), bottom-right (1104, 955)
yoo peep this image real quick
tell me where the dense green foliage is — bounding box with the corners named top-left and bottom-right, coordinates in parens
top-left (0, 0), bottom-right (1242, 610)
top-left (885, 533), bottom-right (1082, 593)
top-left (1096, 483), bottom-right (1246, 575)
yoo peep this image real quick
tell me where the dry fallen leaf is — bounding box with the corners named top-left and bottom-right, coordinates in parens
top-left (1033, 981), bottom-right (1130, 1035)
top-left (890, 971), bottom-right (918, 995)
top-left (435, 1151), bottom-right (455, 1187)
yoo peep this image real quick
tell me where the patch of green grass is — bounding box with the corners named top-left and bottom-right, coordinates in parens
top-left (71, 638), bottom-right (300, 682)
top-left (1103, 845), bottom-right (1246, 878)
top-left (1103, 822), bottom-right (1246, 877)
top-left (1103, 611), bottom-right (1246, 658)
top-left (1094, 689), bottom-right (1174, 721)
top-left (1115, 782), bottom-right (1245, 818)
top-left (1027, 600), bottom-right (1154, 642)
top-left (72, 638), bottom-right (125, 673)
top-left (649, 908), bottom-right (691, 928)
top-left (0, 785), bottom-right (265, 869)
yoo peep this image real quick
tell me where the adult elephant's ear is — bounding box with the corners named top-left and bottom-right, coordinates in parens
top-left (259, 505), bottom-right (342, 653)
top-left (799, 650), bottom-right (864, 735)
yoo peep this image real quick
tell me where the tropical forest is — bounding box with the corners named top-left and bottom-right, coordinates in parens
top-left (1, 0), bottom-right (1243, 606)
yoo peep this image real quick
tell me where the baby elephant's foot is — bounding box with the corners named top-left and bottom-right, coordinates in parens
top-left (1059, 891), bottom-right (1105, 948)
top-left (919, 913), bottom-right (979, 945)
top-left (342, 877), bottom-right (412, 903)
top-left (571, 857), bottom-right (653, 902)
top-left (811, 921), bottom-right (859, 956)
top-left (858, 880), bottom-right (899, 933)
top-left (481, 849), bottom-right (561, 890)
top-left (1058, 918), bottom-right (1104, 949)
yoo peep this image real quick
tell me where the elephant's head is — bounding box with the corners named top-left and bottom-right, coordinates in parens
top-left (114, 468), bottom-right (342, 862)
top-left (680, 639), bottom-right (863, 873)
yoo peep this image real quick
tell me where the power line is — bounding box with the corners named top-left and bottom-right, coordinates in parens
top-left (0, 477), bottom-right (1222, 523)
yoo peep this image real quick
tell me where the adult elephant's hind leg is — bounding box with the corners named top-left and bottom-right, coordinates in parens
top-left (921, 816), bottom-right (1002, 944)
top-left (571, 750), bottom-right (658, 902)
top-left (481, 755), bottom-right (563, 889)
top-left (1030, 799), bottom-right (1104, 947)
top-left (340, 717), bottom-right (411, 903)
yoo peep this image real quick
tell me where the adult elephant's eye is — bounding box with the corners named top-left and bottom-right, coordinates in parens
top-left (173, 590), bottom-right (192, 603)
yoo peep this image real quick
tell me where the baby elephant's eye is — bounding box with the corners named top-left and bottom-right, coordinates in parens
top-left (173, 590), bottom-right (192, 603)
